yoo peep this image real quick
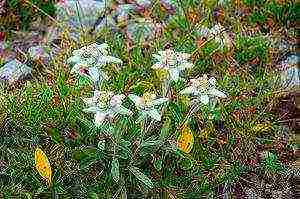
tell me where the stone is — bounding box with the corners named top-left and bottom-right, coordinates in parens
top-left (47, 0), bottom-right (106, 41)
top-left (0, 59), bottom-right (32, 84)
top-left (126, 18), bottom-right (164, 43)
top-left (280, 54), bottom-right (299, 89)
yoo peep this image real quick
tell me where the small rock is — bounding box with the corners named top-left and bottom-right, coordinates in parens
top-left (48, 0), bottom-right (106, 41)
top-left (280, 55), bottom-right (299, 89)
top-left (115, 4), bottom-right (136, 24)
top-left (0, 0), bottom-right (5, 14)
top-left (126, 18), bottom-right (164, 43)
top-left (0, 59), bottom-right (32, 84)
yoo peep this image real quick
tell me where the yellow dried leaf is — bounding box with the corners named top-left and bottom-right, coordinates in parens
top-left (35, 147), bottom-right (52, 185)
top-left (177, 125), bottom-right (194, 153)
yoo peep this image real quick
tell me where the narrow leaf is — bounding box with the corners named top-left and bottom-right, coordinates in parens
top-left (129, 166), bottom-right (154, 189)
top-left (111, 159), bottom-right (120, 183)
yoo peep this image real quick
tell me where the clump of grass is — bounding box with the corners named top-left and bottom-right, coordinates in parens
top-left (1, 0), bottom-right (56, 31)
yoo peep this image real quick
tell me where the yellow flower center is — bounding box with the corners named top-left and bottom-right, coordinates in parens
top-left (155, 69), bottom-right (169, 80)
top-left (194, 75), bottom-right (209, 89)
top-left (97, 92), bottom-right (113, 109)
top-left (143, 92), bottom-right (156, 106)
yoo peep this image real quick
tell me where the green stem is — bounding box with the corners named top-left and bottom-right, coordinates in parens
top-left (50, 177), bottom-right (57, 199)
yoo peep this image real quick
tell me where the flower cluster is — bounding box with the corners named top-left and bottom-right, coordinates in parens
top-left (180, 74), bottom-right (227, 105)
top-left (83, 91), bottom-right (168, 125)
top-left (151, 48), bottom-right (227, 106)
top-left (68, 43), bottom-right (122, 83)
top-left (152, 48), bottom-right (193, 82)
top-left (129, 92), bottom-right (168, 122)
top-left (69, 43), bottom-right (226, 126)
top-left (198, 24), bottom-right (233, 49)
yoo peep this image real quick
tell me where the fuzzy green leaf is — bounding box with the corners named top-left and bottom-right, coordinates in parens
top-left (111, 159), bottom-right (120, 183)
top-left (129, 166), bottom-right (154, 189)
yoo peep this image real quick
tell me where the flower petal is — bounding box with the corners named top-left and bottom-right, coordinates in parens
top-left (152, 63), bottom-right (165, 69)
top-left (93, 90), bottom-right (102, 97)
top-left (146, 109), bottom-right (162, 121)
top-left (83, 97), bottom-right (96, 106)
top-left (71, 62), bottom-right (89, 74)
top-left (209, 88), bottom-right (227, 98)
top-left (136, 111), bottom-right (148, 123)
top-left (128, 94), bottom-right (144, 108)
top-left (178, 62), bottom-right (193, 70)
top-left (180, 86), bottom-right (197, 95)
top-left (72, 49), bottom-right (83, 56)
top-left (67, 55), bottom-right (81, 64)
top-left (151, 97), bottom-right (169, 106)
top-left (83, 106), bottom-right (101, 113)
top-left (158, 50), bottom-right (170, 57)
top-left (113, 105), bottom-right (133, 116)
top-left (153, 54), bottom-right (162, 61)
top-left (99, 55), bottom-right (122, 64)
top-left (208, 77), bottom-right (216, 86)
top-left (198, 26), bottom-right (210, 37)
top-left (110, 94), bottom-right (125, 107)
top-left (88, 66), bottom-right (100, 82)
top-left (95, 111), bottom-right (107, 125)
top-left (169, 68), bottom-right (180, 81)
top-left (70, 63), bottom-right (81, 74)
top-left (176, 52), bottom-right (191, 62)
top-left (96, 43), bottom-right (109, 55)
top-left (200, 95), bottom-right (210, 105)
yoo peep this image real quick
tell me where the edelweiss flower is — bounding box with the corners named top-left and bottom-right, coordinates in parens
top-left (198, 24), bottom-right (232, 49)
top-left (83, 90), bottom-right (132, 125)
top-left (129, 92), bottom-right (168, 122)
top-left (180, 75), bottom-right (227, 105)
top-left (152, 49), bottom-right (193, 81)
top-left (68, 43), bottom-right (122, 83)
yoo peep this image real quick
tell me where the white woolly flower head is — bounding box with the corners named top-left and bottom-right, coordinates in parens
top-left (83, 90), bottom-right (132, 125)
top-left (197, 24), bottom-right (232, 49)
top-left (180, 75), bottom-right (227, 105)
top-left (152, 49), bottom-right (193, 81)
top-left (128, 92), bottom-right (168, 121)
top-left (68, 43), bottom-right (122, 83)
